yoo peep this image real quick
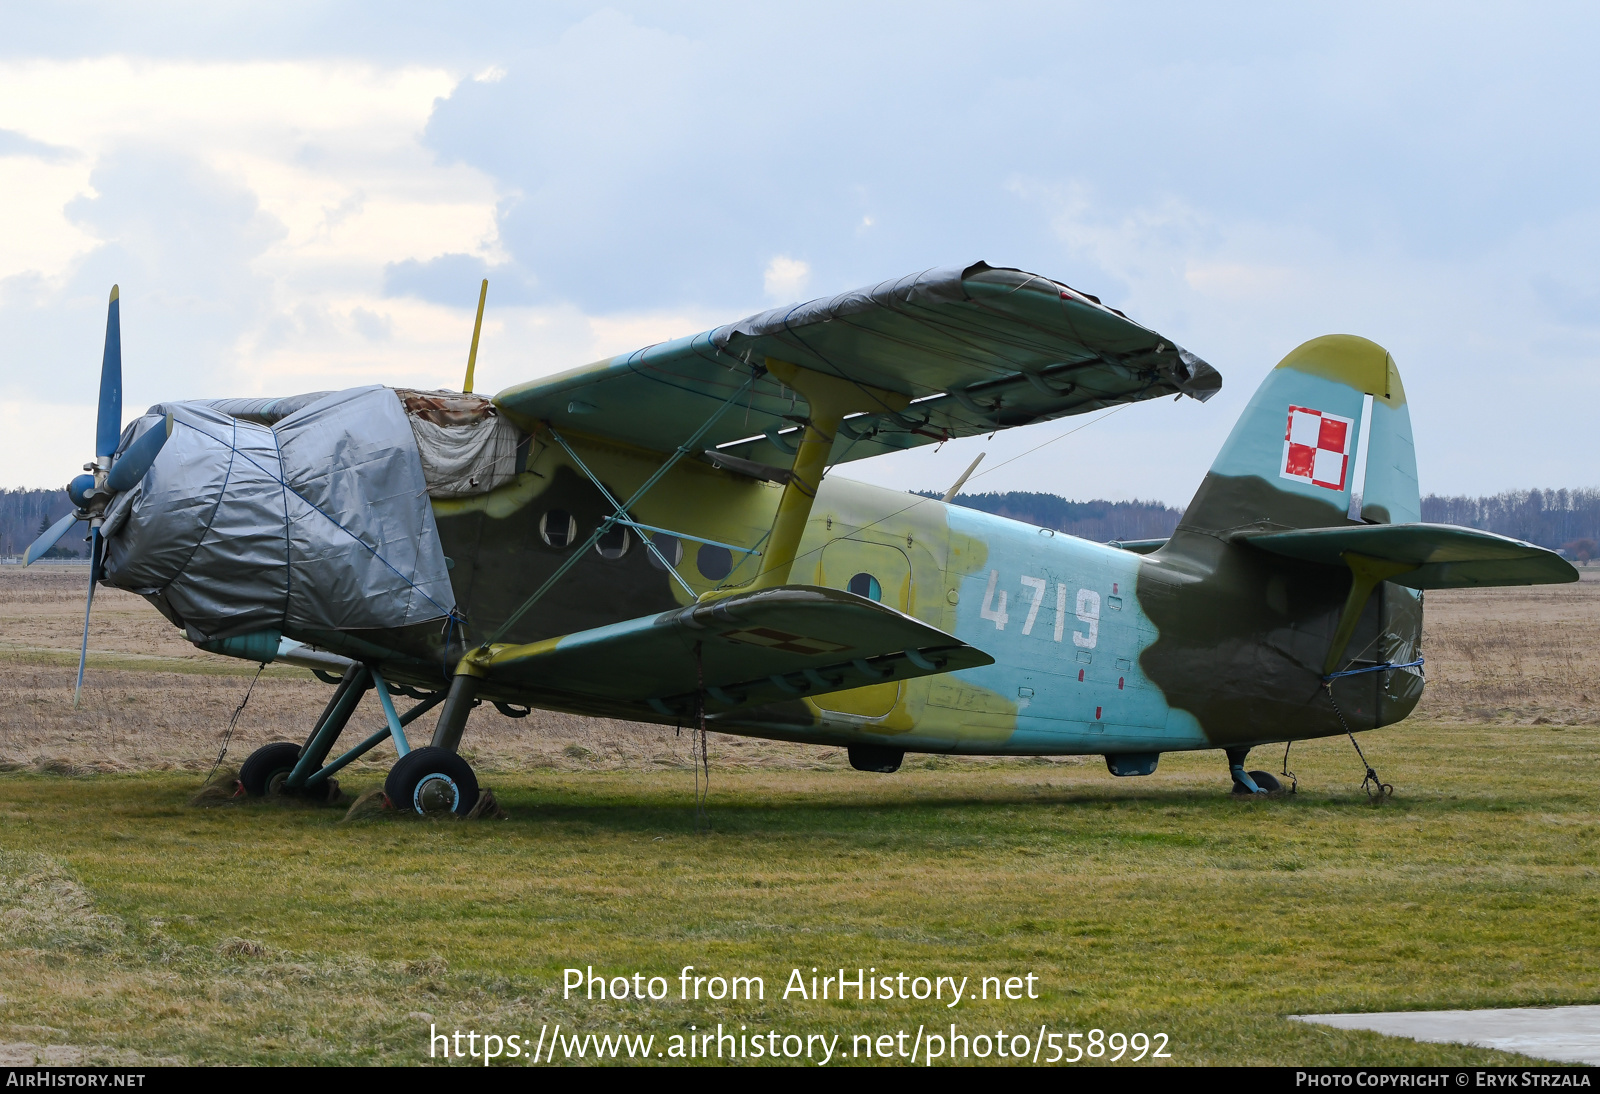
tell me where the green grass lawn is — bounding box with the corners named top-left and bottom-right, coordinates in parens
top-left (2, 721), bottom-right (1597, 1066)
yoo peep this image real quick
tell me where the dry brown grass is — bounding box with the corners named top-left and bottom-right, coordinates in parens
top-left (2, 565), bottom-right (1597, 1065)
top-left (0, 564), bottom-right (838, 774)
top-left (4, 562), bottom-right (1596, 775)
top-left (1417, 568), bottom-right (1600, 725)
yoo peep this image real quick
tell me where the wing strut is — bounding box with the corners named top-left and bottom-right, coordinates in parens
top-left (456, 368), bottom-right (763, 664)
top-left (432, 369), bottom-right (766, 747)
top-left (751, 358), bottom-right (907, 589)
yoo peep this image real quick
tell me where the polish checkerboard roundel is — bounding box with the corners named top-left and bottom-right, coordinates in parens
top-left (1280, 405), bottom-right (1352, 491)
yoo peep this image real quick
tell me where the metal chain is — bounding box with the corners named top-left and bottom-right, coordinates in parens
top-left (1322, 683), bottom-right (1392, 800)
top-left (206, 661), bottom-right (265, 785)
top-left (694, 641), bottom-right (709, 833)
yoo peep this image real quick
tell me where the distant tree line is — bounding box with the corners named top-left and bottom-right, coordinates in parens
top-left (916, 491), bottom-right (1183, 542)
top-left (1421, 488), bottom-right (1600, 558)
top-left (4, 483), bottom-right (1595, 560)
top-left (919, 487), bottom-right (1600, 555)
top-left (0, 488), bottom-right (82, 558)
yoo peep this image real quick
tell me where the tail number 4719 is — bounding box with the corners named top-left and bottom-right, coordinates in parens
top-left (981, 571), bottom-right (1099, 648)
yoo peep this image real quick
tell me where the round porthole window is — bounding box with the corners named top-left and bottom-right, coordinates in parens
top-left (595, 524), bottom-right (630, 559)
top-left (696, 543), bottom-right (733, 581)
top-left (539, 510), bottom-right (577, 548)
top-left (647, 533), bottom-right (684, 570)
top-left (848, 572), bottom-right (882, 601)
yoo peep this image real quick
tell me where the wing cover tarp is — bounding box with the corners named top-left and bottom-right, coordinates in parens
top-left (101, 386), bottom-right (456, 640)
top-left (473, 584), bottom-right (993, 718)
top-left (1239, 523), bottom-right (1579, 588)
top-left (494, 262), bottom-right (1220, 468)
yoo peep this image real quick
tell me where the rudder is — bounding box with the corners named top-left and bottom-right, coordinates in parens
top-left (1178, 334), bottom-right (1418, 536)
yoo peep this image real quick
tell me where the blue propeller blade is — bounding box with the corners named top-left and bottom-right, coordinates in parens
top-left (106, 413), bottom-right (171, 493)
top-left (23, 511), bottom-right (82, 566)
top-left (95, 285), bottom-right (122, 459)
top-left (73, 527), bottom-right (101, 707)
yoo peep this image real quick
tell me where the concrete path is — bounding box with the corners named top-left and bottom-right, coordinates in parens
top-left (1291, 1005), bottom-right (1600, 1065)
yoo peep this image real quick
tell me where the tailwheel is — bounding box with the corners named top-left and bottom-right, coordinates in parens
top-left (1231, 770), bottom-right (1283, 796)
top-left (1225, 746), bottom-right (1284, 796)
top-left (386, 747), bottom-right (480, 817)
top-left (239, 742), bottom-right (303, 798)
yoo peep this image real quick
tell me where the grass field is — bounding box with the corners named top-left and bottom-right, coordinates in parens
top-left (1, 564), bottom-right (1597, 1066)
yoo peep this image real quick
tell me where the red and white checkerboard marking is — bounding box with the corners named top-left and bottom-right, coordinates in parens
top-left (1280, 405), bottom-right (1353, 491)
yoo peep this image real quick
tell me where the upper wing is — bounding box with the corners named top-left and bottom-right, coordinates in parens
top-left (494, 262), bottom-right (1219, 467)
top-left (1238, 523), bottom-right (1579, 588)
top-left (468, 584), bottom-right (993, 721)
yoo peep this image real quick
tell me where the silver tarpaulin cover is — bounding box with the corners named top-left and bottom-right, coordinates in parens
top-left (101, 386), bottom-right (456, 641)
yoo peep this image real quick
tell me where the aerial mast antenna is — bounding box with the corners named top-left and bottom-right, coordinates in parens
top-left (941, 452), bottom-right (986, 503)
top-left (462, 278), bottom-right (488, 393)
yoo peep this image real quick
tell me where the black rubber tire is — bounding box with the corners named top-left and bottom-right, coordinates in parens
top-left (1232, 769), bottom-right (1283, 795)
top-left (847, 744), bottom-right (904, 773)
top-left (385, 747), bottom-right (480, 817)
top-left (239, 742), bottom-right (303, 798)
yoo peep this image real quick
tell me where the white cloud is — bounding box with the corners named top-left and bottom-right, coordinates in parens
top-left (4, 6), bottom-right (1600, 504)
top-left (762, 255), bottom-right (810, 303)
top-left (0, 156), bottom-right (98, 280)
top-left (0, 56), bottom-right (734, 487)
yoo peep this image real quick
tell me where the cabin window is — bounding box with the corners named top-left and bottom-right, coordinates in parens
top-left (847, 572), bottom-right (882, 601)
top-left (539, 510), bottom-right (577, 548)
top-left (647, 533), bottom-right (683, 570)
top-left (696, 543), bottom-right (733, 580)
top-left (595, 525), bottom-right (630, 559)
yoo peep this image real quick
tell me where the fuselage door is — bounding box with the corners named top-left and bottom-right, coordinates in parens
top-left (813, 539), bottom-right (912, 719)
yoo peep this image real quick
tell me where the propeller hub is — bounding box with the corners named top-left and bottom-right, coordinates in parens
top-left (67, 474), bottom-right (95, 508)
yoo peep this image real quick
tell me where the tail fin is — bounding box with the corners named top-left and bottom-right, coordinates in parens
top-left (1179, 334), bottom-right (1418, 535)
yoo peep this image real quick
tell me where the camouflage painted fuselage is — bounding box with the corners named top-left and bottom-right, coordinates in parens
top-left (289, 332), bottom-right (1430, 760)
top-left (411, 460), bottom-right (1418, 759)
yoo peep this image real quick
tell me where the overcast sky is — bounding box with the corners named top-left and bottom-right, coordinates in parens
top-left (3, 2), bottom-right (1597, 505)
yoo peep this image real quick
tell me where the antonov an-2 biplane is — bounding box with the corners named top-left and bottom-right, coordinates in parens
top-left (26, 263), bottom-right (1575, 815)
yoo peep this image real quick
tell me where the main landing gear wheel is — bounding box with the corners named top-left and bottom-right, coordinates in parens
top-left (1231, 770), bottom-right (1283, 796)
top-left (239, 742), bottom-right (303, 798)
top-left (386, 747), bottom-right (480, 817)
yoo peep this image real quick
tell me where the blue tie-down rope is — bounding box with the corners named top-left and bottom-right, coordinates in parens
top-left (1323, 657), bottom-right (1424, 682)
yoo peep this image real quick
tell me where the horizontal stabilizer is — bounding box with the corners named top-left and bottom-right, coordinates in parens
top-left (1238, 523), bottom-right (1578, 589)
top-left (469, 584), bottom-right (993, 720)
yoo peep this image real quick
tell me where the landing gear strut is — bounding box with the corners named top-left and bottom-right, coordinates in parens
top-left (236, 662), bottom-right (487, 815)
top-left (1226, 746), bottom-right (1282, 796)
top-left (379, 671), bottom-right (483, 816)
